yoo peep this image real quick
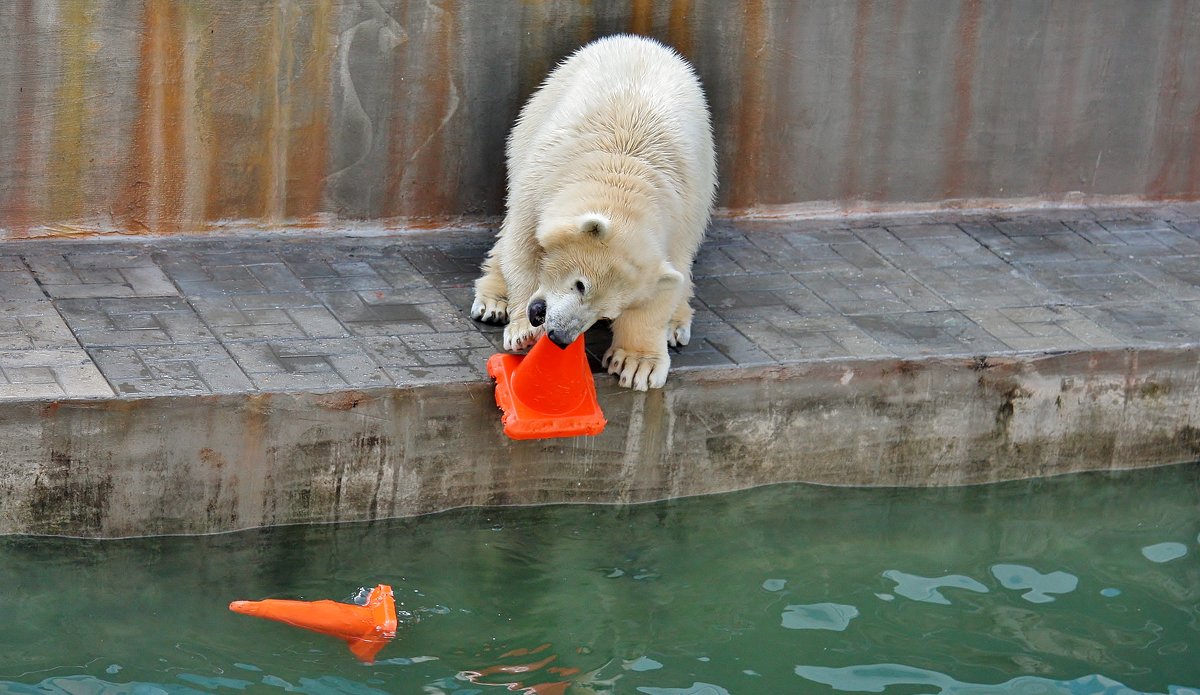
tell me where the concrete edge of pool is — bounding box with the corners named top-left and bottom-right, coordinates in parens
top-left (2, 346), bottom-right (1198, 538)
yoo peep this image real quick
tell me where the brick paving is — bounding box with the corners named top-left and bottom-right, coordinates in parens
top-left (0, 204), bottom-right (1198, 399)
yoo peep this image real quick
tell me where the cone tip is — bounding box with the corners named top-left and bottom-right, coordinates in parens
top-left (228, 600), bottom-right (254, 614)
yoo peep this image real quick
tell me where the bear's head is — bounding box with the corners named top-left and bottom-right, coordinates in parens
top-left (530, 212), bottom-right (683, 349)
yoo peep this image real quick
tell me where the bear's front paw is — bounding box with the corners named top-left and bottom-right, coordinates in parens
top-left (471, 293), bottom-right (509, 325)
top-left (503, 317), bottom-right (543, 352)
top-left (602, 347), bottom-right (669, 391)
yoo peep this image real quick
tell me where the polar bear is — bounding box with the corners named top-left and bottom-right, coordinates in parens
top-left (471, 34), bottom-right (716, 391)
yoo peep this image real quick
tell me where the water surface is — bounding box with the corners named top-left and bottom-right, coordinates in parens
top-left (1, 464), bottom-right (1198, 694)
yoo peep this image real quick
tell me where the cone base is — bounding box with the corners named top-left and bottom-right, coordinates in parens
top-left (488, 349), bottom-right (606, 440)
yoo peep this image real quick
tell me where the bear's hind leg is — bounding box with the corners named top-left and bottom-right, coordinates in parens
top-left (471, 255), bottom-right (510, 324)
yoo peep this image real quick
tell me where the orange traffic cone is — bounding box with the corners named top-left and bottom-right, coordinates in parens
top-left (487, 334), bottom-right (606, 440)
top-left (229, 584), bottom-right (397, 663)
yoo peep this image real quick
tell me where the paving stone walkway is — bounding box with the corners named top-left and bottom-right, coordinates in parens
top-left (1, 204), bottom-right (1198, 400)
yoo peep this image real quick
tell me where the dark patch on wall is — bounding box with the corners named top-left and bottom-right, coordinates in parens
top-left (27, 450), bottom-right (114, 535)
top-left (1175, 425), bottom-right (1200, 456)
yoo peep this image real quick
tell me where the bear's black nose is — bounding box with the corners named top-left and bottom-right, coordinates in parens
top-left (527, 299), bottom-right (547, 327)
top-left (546, 329), bottom-right (571, 349)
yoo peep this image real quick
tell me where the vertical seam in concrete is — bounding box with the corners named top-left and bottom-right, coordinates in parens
top-left (1046, 1), bottom-right (1085, 194)
top-left (869, 0), bottom-right (907, 201)
top-left (3, 0), bottom-right (37, 235)
top-left (180, 6), bottom-right (213, 230)
top-left (728, 0), bottom-right (768, 210)
top-left (265, 0), bottom-right (290, 224)
top-left (840, 0), bottom-right (873, 202)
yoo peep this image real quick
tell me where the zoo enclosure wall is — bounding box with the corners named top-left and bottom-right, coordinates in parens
top-left (2, 0), bottom-right (1200, 240)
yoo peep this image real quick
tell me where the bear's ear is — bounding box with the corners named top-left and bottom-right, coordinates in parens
top-left (657, 262), bottom-right (685, 291)
top-left (534, 213), bottom-right (609, 248)
top-left (577, 213), bottom-right (609, 238)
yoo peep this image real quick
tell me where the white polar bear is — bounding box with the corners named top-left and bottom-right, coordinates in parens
top-left (471, 34), bottom-right (717, 391)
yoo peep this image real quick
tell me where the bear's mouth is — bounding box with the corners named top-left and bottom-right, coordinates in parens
top-left (546, 329), bottom-right (573, 349)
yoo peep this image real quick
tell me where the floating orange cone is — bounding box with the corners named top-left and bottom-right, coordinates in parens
top-left (229, 584), bottom-right (397, 663)
top-left (487, 334), bottom-right (606, 440)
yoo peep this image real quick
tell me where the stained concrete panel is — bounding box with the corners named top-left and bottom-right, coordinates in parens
top-left (2, 1), bottom-right (1200, 237)
top-left (2, 349), bottom-right (1198, 538)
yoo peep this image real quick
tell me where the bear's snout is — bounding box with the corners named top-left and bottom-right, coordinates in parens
top-left (527, 299), bottom-right (547, 327)
top-left (546, 329), bottom-right (572, 349)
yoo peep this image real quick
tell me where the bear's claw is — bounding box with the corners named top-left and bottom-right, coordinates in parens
top-left (603, 347), bottom-right (669, 391)
top-left (471, 295), bottom-right (509, 325)
top-left (504, 318), bottom-right (543, 352)
top-left (667, 323), bottom-right (691, 348)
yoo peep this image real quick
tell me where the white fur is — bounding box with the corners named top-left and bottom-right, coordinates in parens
top-left (472, 34), bottom-right (717, 391)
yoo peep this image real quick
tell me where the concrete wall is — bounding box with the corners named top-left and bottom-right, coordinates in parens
top-left (2, 1), bottom-right (1199, 239)
top-left (2, 349), bottom-right (1198, 537)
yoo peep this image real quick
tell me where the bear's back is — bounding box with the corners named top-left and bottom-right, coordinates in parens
top-left (510, 35), bottom-right (715, 215)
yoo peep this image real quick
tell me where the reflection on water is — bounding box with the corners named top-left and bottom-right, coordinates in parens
top-left (990, 564), bottom-right (1079, 603)
top-left (881, 569), bottom-right (989, 604)
top-left (1142, 542), bottom-right (1189, 564)
top-left (780, 603), bottom-right (859, 631)
top-left (793, 663), bottom-right (1200, 694)
top-left (0, 463), bottom-right (1197, 694)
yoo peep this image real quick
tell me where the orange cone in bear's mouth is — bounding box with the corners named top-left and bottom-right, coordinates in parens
top-left (487, 334), bottom-right (606, 440)
top-left (228, 584), bottom-right (397, 663)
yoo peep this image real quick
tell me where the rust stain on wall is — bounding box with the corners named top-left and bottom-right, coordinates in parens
top-left (48, 0), bottom-right (91, 220)
top-left (286, 0), bottom-right (334, 219)
top-left (1, 1), bottom-right (1198, 239)
top-left (667, 0), bottom-right (694, 60)
top-left (515, 2), bottom-right (545, 107)
top-left (118, 1), bottom-right (188, 233)
top-left (385, 0), bottom-right (459, 219)
top-left (629, 0), bottom-right (654, 36)
top-left (204, 5), bottom-right (286, 223)
top-left (728, 0), bottom-right (768, 210)
top-left (943, 0), bottom-right (983, 199)
top-left (264, 2), bottom-right (290, 223)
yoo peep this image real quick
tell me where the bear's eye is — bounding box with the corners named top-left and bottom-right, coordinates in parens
top-left (574, 280), bottom-right (587, 295)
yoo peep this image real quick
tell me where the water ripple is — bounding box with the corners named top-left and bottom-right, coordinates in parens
top-left (782, 603), bottom-right (860, 631)
top-left (1141, 543), bottom-right (1188, 564)
top-left (882, 570), bottom-right (989, 605)
top-left (795, 662), bottom-right (1194, 694)
top-left (637, 683), bottom-right (730, 695)
top-left (991, 564), bottom-right (1079, 603)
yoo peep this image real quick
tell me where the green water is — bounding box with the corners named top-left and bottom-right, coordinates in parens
top-left (1, 464), bottom-right (1198, 695)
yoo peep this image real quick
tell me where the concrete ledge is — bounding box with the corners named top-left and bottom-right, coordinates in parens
top-left (2, 207), bottom-right (1198, 537)
top-left (4, 347), bottom-right (1197, 538)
